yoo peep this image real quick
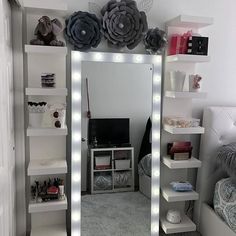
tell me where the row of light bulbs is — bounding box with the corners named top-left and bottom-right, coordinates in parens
top-left (71, 51), bottom-right (161, 236)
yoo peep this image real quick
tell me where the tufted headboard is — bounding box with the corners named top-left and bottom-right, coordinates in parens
top-left (194, 106), bottom-right (236, 225)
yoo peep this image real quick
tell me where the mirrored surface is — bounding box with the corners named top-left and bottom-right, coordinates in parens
top-left (80, 61), bottom-right (153, 236)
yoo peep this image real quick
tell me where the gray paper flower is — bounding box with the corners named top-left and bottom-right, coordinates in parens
top-left (65, 11), bottom-right (102, 51)
top-left (144, 28), bottom-right (168, 54)
top-left (101, 0), bottom-right (148, 50)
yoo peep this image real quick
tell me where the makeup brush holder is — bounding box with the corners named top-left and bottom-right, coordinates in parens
top-left (169, 71), bottom-right (186, 92)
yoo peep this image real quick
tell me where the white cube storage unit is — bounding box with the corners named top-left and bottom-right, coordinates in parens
top-left (90, 147), bottom-right (134, 194)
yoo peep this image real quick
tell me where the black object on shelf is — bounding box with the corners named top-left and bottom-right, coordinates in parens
top-left (187, 36), bottom-right (209, 56)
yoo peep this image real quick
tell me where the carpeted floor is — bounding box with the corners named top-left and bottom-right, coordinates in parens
top-left (81, 191), bottom-right (151, 236)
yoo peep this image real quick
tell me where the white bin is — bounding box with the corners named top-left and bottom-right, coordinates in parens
top-left (115, 160), bottom-right (131, 169)
top-left (95, 156), bottom-right (111, 168)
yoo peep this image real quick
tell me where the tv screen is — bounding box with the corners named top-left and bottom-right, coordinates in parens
top-left (88, 118), bottom-right (130, 146)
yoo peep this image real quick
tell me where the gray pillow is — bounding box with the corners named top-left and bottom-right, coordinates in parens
top-left (217, 143), bottom-right (236, 183)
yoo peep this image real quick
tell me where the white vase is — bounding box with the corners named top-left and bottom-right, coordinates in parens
top-left (189, 75), bottom-right (202, 92)
top-left (169, 71), bottom-right (186, 92)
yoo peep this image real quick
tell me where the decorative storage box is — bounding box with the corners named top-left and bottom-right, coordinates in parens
top-left (28, 102), bottom-right (47, 127)
top-left (41, 73), bottom-right (56, 88)
top-left (187, 36), bottom-right (209, 55)
top-left (164, 116), bottom-right (200, 128)
top-left (95, 156), bottom-right (111, 170)
top-left (114, 171), bottom-right (131, 188)
top-left (115, 160), bottom-right (131, 169)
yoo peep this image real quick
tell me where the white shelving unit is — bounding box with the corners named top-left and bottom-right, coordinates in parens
top-left (28, 160), bottom-right (67, 176)
top-left (167, 54), bottom-right (210, 63)
top-left (29, 197), bottom-right (68, 213)
top-left (165, 91), bottom-right (207, 99)
top-left (90, 147), bottom-right (134, 194)
top-left (25, 45), bottom-right (68, 55)
top-left (166, 15), bottom-right (214, 29)
top-left (26, 88), bottom-right (68, 96)
top-left (27, 127), bottom-right (68, 136)
top-left (24, 1), bottom-right (68, 234)
top-left (162, 186), bottom-right (199, 202)
top-left (161, 215), bottom-right (196, 234)
top-left (163, 124), bottom-right (205, 134)
top-left (161, 14), bottom-right (213, 234)
top-left (162, 156), bottom-right (201, 169)
top-left (30, 225), bottom-right (67, 236)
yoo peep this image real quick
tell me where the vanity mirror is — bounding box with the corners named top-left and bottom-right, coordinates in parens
top-left (71, 52), bottom-right (162, 236)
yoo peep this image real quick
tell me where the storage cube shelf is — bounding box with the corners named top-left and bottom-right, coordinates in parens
top-left (23, 0), bottom-right (68, 16)
top-left (26, 88), bottom-right (68, 96)
top-left (27, 127), bottom-right (68, 136)
top-left (30, 225), bottom-right (67, 236)
top-left (162, 157), bottom-right (202, 169)
top-left (25, 45), bottom-right (68, 55)
top-left (29, 197), bottom-right (67, 213)
top-left (163, 124), bottom-right (205, 134)
top-left (167, 54), bottom-right (210, 63)
top-left (91, 147), bottom-right (134, 194)
top-left (166, 15), bottom-right (214, 29)
top-left (165, 91), bottom-right (207, 99)
top-left (28, 160), bottom-right (67, 176)
top-left (161, 186), bottom-right (199, 202)
top-left (161, 215), bottom-right (196, 234)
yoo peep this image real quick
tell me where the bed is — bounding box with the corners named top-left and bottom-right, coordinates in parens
top-left (194, 106), bottom-right (236, 236)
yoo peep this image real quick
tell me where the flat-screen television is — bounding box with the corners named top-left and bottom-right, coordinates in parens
top-left (88, 118), bottom-right (130, 147)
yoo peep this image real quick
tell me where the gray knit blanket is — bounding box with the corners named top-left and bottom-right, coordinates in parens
top-left (217, 142), bottom-right (236, 182)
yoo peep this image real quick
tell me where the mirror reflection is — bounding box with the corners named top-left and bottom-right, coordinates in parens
top-left (80, 61), bottom-right (153, 236)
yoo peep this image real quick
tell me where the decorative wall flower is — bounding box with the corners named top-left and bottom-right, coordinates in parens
top-left (144, 28), bottom-right (168, 54)
top-left (64, 11), bottom-right (102, 51)
top-left (101, 0), bottom-right (148, 50)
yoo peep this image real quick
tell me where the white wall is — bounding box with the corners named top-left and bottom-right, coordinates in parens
top-left (81, 62), bottom-right (152, 190)
top-left (0, 0), bottom-right (15, 235)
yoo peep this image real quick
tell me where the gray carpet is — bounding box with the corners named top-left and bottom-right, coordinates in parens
top-left (82, 192), bottom-right (151, 236)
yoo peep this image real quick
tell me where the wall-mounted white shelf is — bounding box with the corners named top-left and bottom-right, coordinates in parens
top-left (167, 54), bottom-right (210, 63)
top-left (28, 160), bottom-right (67, 176)
top-left (23, 0), bottom-right (68, 17)
top-left (166, 15), bottom-right (214, 29)
top-left (27, 127), bottom-right (68, 137)
top-left (29, 196), bottom-right (67, 213)
top-left (30, 224), bottom-right (67, 236)
top-left (162, 157), bottom-right (202, 169)
top-left (165, 91), bottom-right (207, 99)
top-left (162, 186), bottom-right (199, 202)
top-left (25, 45), bottom-right (68, 55)
top-left (161, 215), bottom-right (196, 234)
top-left (163, 125), bottom-right (205, 135)
top-left (26, 88), bottom-right (68, 96)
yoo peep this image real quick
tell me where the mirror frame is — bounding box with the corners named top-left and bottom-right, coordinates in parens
top-left (71, 51), bottom-right (162, 236)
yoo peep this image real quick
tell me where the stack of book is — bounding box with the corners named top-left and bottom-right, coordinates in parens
top-left (167, 142), bottom-right (192, 160)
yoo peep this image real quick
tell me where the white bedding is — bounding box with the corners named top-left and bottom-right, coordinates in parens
top-left (214, 178), bottom-right (236, 233)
